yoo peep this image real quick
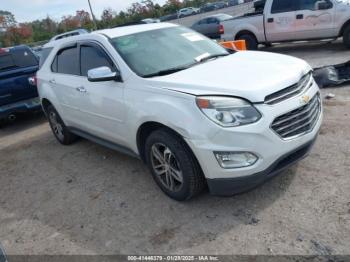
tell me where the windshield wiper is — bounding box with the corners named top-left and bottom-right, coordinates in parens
top-left (196, 53), bottom-right (229, 63)
top-left (142, 53), bottom-right (229, 78)
top-left (143, 62), bottom-right (197, 78)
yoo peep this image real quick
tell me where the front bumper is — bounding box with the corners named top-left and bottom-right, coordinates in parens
top-left (0, 97), bottom-right (41, 119)
top-left (184, 78), bottom-right (323, 195)
top-left (206, 136), bottom-right (317, 196)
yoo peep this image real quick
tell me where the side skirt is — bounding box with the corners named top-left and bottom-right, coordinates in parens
top-left (68, 127), bottom-right (140, 159)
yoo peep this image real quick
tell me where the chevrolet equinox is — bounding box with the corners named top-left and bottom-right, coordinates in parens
top-left (37, 23), bottom-right (323, 201)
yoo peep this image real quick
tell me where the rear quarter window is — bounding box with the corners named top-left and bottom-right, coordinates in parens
top-left (39, 47), bottom-right (53, 69)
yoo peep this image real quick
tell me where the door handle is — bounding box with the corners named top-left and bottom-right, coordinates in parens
top-left (267, 18), bottom-right (274, 23)
top-left (296, 14), bottom-right (304, 19)
top-left (49, 79), bottom-right (56, 84)
top-left (76, 86), bottom-right (87, 93)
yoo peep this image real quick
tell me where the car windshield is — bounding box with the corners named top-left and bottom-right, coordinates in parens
top-left (111, 26), bottom-right (229, 78)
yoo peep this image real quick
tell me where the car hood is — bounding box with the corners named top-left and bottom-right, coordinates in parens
top-left (152, 51), bottom-right (312, 103)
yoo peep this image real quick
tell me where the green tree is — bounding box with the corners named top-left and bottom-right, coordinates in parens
top-left (0, 10), bottom-right (16, 29)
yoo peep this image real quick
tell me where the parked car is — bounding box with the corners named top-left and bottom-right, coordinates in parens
top-left (178, 7), bottom-right (200, 18)
top-left (221, 0), bottom-right (350, 50)
top-left (142, 18), bottom-right (160, 23)
top-left (229, 0), bottom-right (244, 5)
top-left (213, 1), bottom-right (228, 9)
top-left (159, 13), bottom-right (178, 21)
top-left (200, 3), bottom-right (218, 13)
top-left (38, 23), bottom-right (322, 201)
top-left (229, 0), bottom-right (239, 6)
top-left (0, 45), bottom-right (40, 121)
top-left (50, 29), bottom-right (88, 42)
top-left (192, 14), bottom-right (233, 39)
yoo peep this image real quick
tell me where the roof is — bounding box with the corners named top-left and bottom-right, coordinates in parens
top-left (50, 29), bottom-right (89, 41)
top-left (43, 23), bottom-right (179, 48)
top-left (93, 22), bottom-right (178, 38)
top-left (205, 13), bottom-right (233, 18)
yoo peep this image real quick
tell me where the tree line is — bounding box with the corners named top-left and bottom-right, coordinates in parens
top-left (0, 0), bottom-right (214, 47)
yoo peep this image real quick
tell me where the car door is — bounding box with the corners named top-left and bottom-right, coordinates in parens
top-left (264, 0), bottom-right (298, 42)
top-left (294, 0), bottom-right (336, 40)
top-left (191, 20), bottom-right (204, 33)
top-left (206, 18), bottom-right (221, 38)
top-left (49, 44), bottom-right (86, 128)
top-left (196, 18), bottom-right (211, 37)
top-left (75, 42), bottom-right (126, 144)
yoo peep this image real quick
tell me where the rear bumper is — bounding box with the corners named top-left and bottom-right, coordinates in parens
top-left (207, 136), bottom-right (317, 196)
top-left (0, 97), bottom-right (41, 119)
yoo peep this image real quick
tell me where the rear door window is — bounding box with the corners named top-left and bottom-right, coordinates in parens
top-left (56, 46), bottom-right (79, 75)
top-left (271, 0), bottom-right (296, 13)
top-left (80, 45), bottom-right (114, 77)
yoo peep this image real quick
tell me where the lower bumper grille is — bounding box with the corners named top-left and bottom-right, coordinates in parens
top-left (271, 93), bottom-right (321, 139)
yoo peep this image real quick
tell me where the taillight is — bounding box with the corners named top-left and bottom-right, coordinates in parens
top-left (0, 48), bottom-right (9, 54)
top-left (28, 75), bottom-right (37, 86)
top-left (219, 24), bottom-right (224, 34)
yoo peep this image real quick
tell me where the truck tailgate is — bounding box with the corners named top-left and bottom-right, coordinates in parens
top-left (0, 65), bottom-right (38, 107)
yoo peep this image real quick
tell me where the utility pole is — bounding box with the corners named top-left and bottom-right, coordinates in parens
top-left (87, 0), bottom-right (98, 30)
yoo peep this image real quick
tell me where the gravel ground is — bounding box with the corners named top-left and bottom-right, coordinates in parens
top-left (0, 42), bottom-right (349, 256)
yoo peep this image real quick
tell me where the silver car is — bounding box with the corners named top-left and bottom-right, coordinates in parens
top-left (191, 14), bottom-right (233, 39)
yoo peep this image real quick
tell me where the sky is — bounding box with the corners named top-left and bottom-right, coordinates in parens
top-left (2, 0), bottom-right (168, 23)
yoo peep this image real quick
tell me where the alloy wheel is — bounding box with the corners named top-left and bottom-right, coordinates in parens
top-left (49, 111), bottom-right (64, 141)
top-left (150, 143), bottom-right (184, 192)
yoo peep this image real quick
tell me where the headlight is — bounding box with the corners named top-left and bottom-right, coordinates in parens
top-left (196, 96), bottom-right (261, 127)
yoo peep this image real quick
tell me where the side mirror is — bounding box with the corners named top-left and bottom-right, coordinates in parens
top-left (317, 1), bottom-right (332, 10)
top-left (87, 66), bottom-right (121, 82)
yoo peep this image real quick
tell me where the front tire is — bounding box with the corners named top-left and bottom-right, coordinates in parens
top-left (46, 105), bottom-right (78, 145)
top-left (145, 129), bottom-right (205, 201)
top-left (237, 34), bottom-right (258, 50)
top-left (343, 25), bottom-right (350, 49)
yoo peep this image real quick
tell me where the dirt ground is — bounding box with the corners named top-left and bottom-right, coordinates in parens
top-left (0, 41), bottom-right (349, 256)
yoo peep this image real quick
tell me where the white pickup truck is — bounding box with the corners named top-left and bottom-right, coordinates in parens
top-left (222, 0), bottom-right (350, 49)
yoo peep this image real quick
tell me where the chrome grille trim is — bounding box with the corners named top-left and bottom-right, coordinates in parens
top-left (271, 93), bottom-right (321, 140)
top-left (265, 73), bottom-right (313, 105)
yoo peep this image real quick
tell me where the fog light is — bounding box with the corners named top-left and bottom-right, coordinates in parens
top-left (214, 152), bottom-right (258, 169)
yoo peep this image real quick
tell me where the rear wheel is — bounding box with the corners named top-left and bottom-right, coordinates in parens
top-left (145, 129), bottom-right (205, 201)
top-left (237, 34), bottom-right (258, 50)
top-left (46, 105), bottom-right (78, 145)
top-left (343, 25), bottom-right (350, 49)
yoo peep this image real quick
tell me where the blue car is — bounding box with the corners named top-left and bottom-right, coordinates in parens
top-left (0, 45), bottom-right (40, 121)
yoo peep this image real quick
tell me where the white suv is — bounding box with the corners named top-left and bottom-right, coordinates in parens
top-left (37, 23), bottom-right (322, 201)
top-left (178, 7), bottom-right (200, 18)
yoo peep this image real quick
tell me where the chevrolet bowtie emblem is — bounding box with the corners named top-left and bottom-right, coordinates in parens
top-left (301, 95), bottom-right (310, 104)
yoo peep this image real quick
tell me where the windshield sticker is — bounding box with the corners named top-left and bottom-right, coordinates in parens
top-left (181, 32), bottom-right (204, 42)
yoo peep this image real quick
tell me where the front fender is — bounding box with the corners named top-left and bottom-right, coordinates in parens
top-left (124, 87), bottom-right (220, 153)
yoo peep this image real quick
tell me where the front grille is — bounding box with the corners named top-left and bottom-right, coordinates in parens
top-left (265, 73), bottom-right (312, 105)
top-left (271, 93), bottom-right (321, 139)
